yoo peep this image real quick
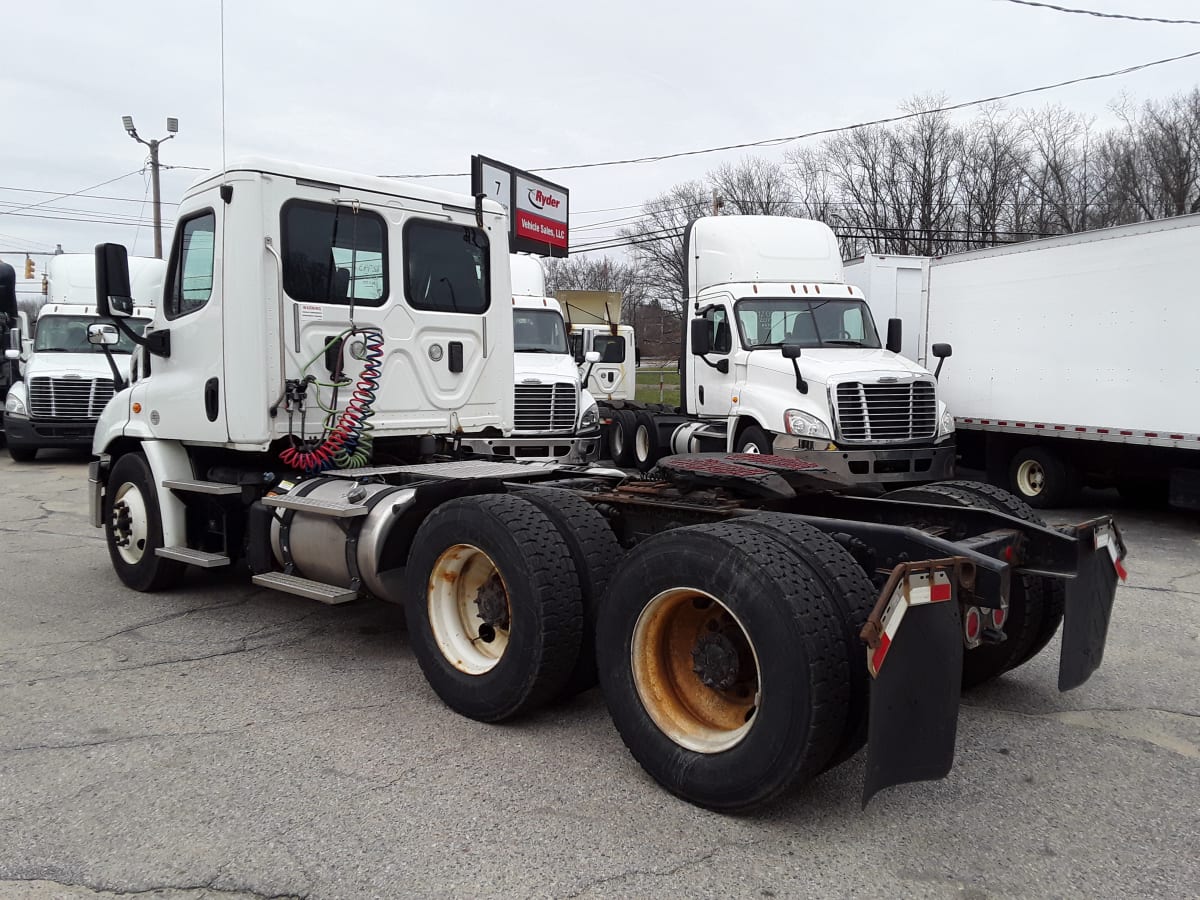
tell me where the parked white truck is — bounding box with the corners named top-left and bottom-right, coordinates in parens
top-left (461, 255), bottom-right (600, 462)
top-left (4, 253), bottom-right (161, 461)
top-left (608, 216), bottom-right (956, 481)
top-left (847, 216), bottom-right (1200, 510)
top-left (86, 157), bottom-right (1126, 813)
top-left (558, 289), bottom-right (638, 402)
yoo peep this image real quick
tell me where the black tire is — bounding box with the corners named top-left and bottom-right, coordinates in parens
top-left (933, 479), bottom-right (1065, 671)
top-left (7, 442), bottom-right (37, 462)
top-left (610, 409), bottom-right (636, 468)
top-left (595, 522), bottom-right (848, 812)
top-left (738, 514), bottom-right (876, 767)
top-left (632, 410), bottom-right (663, 473)
top-left (404, 493), bottom-right (583, 722)
top-left (1008, 445), bottom-right (1078, 509)
top-left (103, 452), bottom-right (186, 592)
top-left (520, 488), bottom-right (623, 698)
top-left (885, 481), bottom-right (1047, 688)
top-left (735, 424), bottom-right (773, 455)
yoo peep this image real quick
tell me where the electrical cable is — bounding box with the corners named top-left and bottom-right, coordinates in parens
top-left (0, 171), bottom-right (144, 220)
top-left (382, 48), bottom-right (1200, 178)
top-left (994, 0), bottom-right (1200, 26)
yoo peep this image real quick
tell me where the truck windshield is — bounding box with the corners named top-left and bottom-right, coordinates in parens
top-left (33, 315), bottom-right (151, 354)
top-left (513, 309), bottom-right (568, 354)
top-left (734, 298), bottom-right (881, 349)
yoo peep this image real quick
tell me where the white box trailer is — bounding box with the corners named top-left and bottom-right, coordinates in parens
top-left (921, 215), bottom-right (1200, 510)
top-left (842, 253), bottom-right (928, 364)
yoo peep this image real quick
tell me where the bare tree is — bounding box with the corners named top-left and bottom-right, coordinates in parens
top-left (617, 180), bottom-right (711, 321)
top-left (957, 107), bottom-right (1028, 247)
top-left (708, 156), bottom-right (795, 214)
top-left (1021, 106), bottom-right (1106, 233)
top-left (544, 255), bottom-right (647, 326)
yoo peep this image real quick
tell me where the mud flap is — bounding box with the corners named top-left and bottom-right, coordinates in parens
top-left (861, 569), bottom-right (964, 807)
top-left (1058, 520), bottom-right (1126, 692)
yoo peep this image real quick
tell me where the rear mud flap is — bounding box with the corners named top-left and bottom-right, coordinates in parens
top-left (1058, 520), bottom-right (1126, 692)
top-left (861, 571), bottom-right (964, 807)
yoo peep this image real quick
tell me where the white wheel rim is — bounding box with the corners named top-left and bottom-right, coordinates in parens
top-left (1016, 459), bottom-right (1045, 496)
top-left (612, 423), bottom-right (625, 456)
top-left (110, 480), bottom-right (150, 565)
top-left (635, 425), bottom-right (651, 461)
top-left (631, 588), bottom-right (761, 754)
top-left (740, 441), bottom-right (762, 454)
top-left (427, 543), bottom-right (510, 675)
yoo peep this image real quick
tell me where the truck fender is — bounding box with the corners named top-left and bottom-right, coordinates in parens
top-left (134, 440), bottom-right (193, 550)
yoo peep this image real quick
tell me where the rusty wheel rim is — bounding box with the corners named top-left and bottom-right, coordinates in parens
top-left (427, 543), bottom-right (510, 675)
top-left (631, 588), bottom-right (761, 753)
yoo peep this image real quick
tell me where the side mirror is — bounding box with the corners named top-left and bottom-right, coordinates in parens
top-left (88, 323), bottom-right (120, 346)
top-left (689, 318), bottom-right (711, 356)
top-left (781, 343), bottom-right (803, 360)
top-left (584, 350), bottom-right (601, 364)
top-left (8, 326), bottom-right (19, 351)
top-left (4, 348), bottom-right (18, 360)
top-left (886, 318), bottom-right (903, 355)
top-left (931, 342), bottom-right (952, 379)
top-left (95, 242), bottom-right (133, 317)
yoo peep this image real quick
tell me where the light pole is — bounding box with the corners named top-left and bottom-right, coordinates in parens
top-left (122, 115), bottom-right (178, 259)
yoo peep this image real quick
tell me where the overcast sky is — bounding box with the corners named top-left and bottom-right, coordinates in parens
top-left (3, 0), bottom-right (1199, 287)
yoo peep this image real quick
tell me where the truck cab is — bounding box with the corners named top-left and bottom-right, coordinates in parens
top-left (5, 254), bottom-right (160, 461)
top-left (682, 216), bottom-right (954, 484)
top-left (461, 255), bottom-right (600, 463)
top-left (559, 290), bottom-right (638, 402)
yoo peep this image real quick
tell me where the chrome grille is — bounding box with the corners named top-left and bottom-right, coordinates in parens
top-left (27, 376), bottom-right (114, 419)
top-left (514, 382), bottom-right (578, 433)
top-left (834, 379), bottom-right (937, 443)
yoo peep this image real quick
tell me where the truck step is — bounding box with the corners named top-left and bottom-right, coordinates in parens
top-left (162, 479), bottom-right (243, 496)
top-left (251, 571), bottom-right (358, 605)
top-left (261, 494), bottom-right (369, 518)
top-left (155, 546), bottom-right (231, 567)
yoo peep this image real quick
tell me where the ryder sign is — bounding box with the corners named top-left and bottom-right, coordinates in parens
top-left (471, 155), bottom-right (569, 258)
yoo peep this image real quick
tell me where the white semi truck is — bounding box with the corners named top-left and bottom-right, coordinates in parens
top-left (558, 289), bottom-right (638, 402)
top-left (607, 216), bottom-right (956, 481)
top-left (461, 255), bottom-right (600, 462)
top-left (86, 157), bottom-right (1126, 812)
top-left (4, 253), bottom-right (161, 461)
top-left (845, 217), bottom-right (1200, 510)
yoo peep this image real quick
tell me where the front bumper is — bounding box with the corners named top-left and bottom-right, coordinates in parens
top-left (4, 415), bottom-right (98, 449)
top-left (461, 432), bottom-right (600, 465)
top-left (772, 436), bottom-right (955, 485)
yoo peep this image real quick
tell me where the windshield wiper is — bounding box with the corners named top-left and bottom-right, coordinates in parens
top-left (823, 339), bottom-right (866, 346)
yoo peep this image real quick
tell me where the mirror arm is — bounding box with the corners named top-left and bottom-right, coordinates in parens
top-left (99, 344), bottom-right (126, 393)
top-left (107, 314), bottom-right (171, 358)
top-left (934, 358), bottom-right (946, 380)
top-left (790, 358), bottom-right (809, 394)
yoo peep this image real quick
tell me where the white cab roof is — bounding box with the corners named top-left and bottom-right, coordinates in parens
top-left (510, 254), bottom-right (547, 298)
top-left (689, 216), bottom-right (843, 295)
top-left (46, 254), bottom-right (166, 306)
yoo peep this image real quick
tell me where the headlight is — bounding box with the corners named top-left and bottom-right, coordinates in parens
top-left (580, 402), bottom-right (600, 430)
top-left (5, 393), bottom-right (26, 417)
top-left (784, 409), bottom-right (831, 440)
top-left (938, 410), bottom-right (955, 436)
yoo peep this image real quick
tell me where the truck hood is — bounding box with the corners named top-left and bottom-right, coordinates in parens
top-left (24, 351), bottom-right (132, 380)
top-left (746, 347), bottom-right (933, 384)
top-left (514, 351), bottom-right (579, 384)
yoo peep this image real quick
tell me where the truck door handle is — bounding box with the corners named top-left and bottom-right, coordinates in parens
top-left (698, 385), bottom-right (705, 404)
top-left (448, 341), bottom-right (463, 373)
top-left (204, 377), bottom-right (219, 422)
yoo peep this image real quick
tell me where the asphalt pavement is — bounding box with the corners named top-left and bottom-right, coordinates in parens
top-left (1, 452), bottom-right (1197, 899)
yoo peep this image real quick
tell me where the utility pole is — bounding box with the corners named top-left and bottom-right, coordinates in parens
top-left (712, 193), bottom-right (724, 217)
top-left (122, 115), bottom-right (179, 259)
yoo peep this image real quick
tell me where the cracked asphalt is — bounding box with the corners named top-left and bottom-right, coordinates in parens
top-left (1, 452), bottom-right (1197, 899)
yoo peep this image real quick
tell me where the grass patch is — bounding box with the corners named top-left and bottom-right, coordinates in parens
top-left (636, 368), bottom-right (681, 407)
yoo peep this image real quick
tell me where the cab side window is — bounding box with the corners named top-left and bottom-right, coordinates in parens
top-left (281, 200), bottom-right (388, 305)
top-left (164, 211), bottom-right (216, 320)
top-left (704, 306), bottom-right (732, 354)
top-left (404, 220), bottom-right (490, 313)
top-left (594, 334), bottom-right (626, 363)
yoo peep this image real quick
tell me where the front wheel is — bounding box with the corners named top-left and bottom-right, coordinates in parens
top-left (7, 441), bottom-right (37, 462)
top-left (734, 424), bottom-right (773, 454)
top-left (1009, 446), bottom-right (1078, 509)
top-left (103, 452), bottom-right (185, 591)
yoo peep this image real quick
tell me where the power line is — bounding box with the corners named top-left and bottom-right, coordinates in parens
top-left (382, 48), bottom-right (1200, 179)
top-left (994, 0), bottom-right (1200, 25)
top-left (0, 185), bottom-right (181, 207)
top-left (0, 170), bottom-right (144, 220)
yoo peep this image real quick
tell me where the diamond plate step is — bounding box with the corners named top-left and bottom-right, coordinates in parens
top-left (162, 479), bottom-right (242, 495)
top-left (155, 546), bottom-right (231, 567)
top-left (251, 572), bottom-right (357, 604)
top-left (262, 495), bottom-right (369, 518)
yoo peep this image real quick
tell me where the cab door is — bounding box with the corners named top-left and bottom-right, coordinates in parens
top-left (693, 304), bottom-right (736, 417)
top-left (134, 204), bottom-right (228, 442)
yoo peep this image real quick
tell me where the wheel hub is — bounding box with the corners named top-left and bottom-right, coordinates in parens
top-left (111, 500), bottom-right (132, 547)
top-left (474, 572), bottom-right (510, 631)
top-left (691, 631), bottom-right (741, 691)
